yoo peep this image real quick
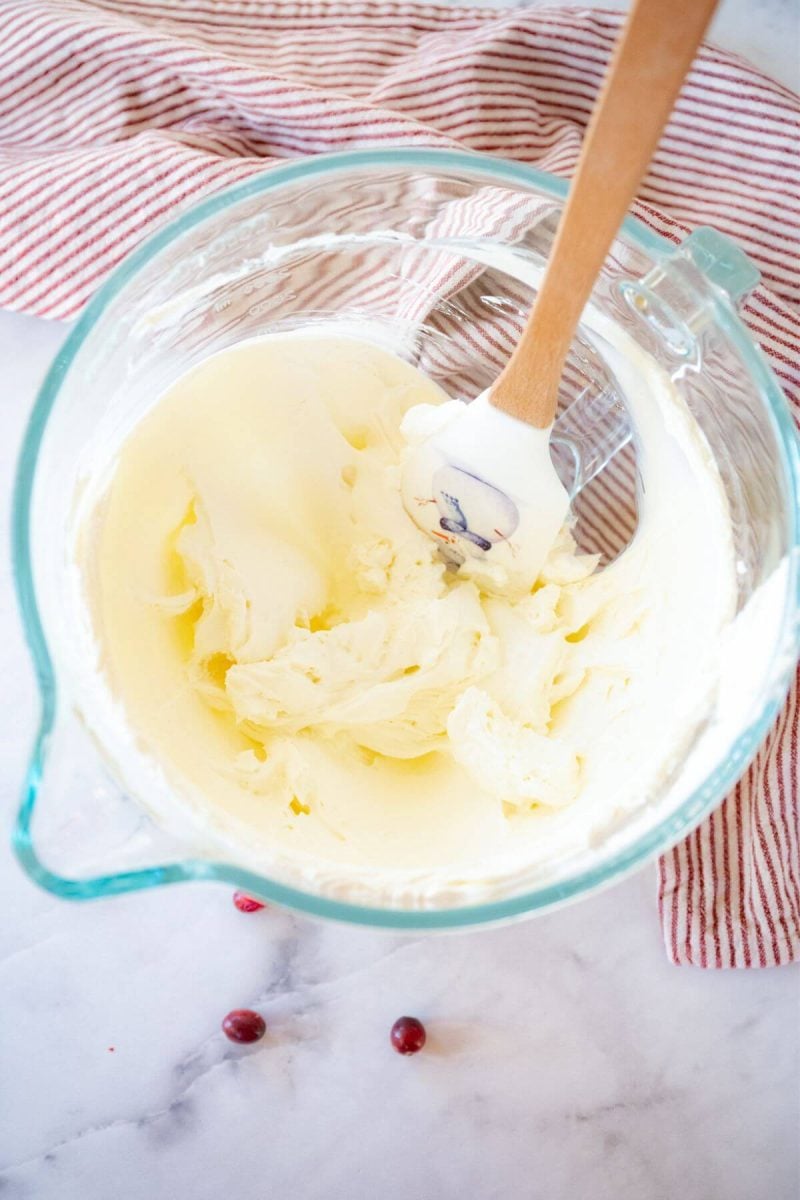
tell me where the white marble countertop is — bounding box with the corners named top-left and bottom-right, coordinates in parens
top-left (1, 3), bottom-right (799, 1197)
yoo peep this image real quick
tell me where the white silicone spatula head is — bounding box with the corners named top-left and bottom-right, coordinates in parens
top-left (402, 0), bottom-right (718, 596)
top-left (401, 394), bottom-right (569, 596)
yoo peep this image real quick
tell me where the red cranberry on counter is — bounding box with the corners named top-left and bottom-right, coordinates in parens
top-left (222, 1009), bottom-right (266, 1044)
top-left (390, 1016), bottom-right (427, 1055)
top-left (233, 891), bottom-right (265, 913)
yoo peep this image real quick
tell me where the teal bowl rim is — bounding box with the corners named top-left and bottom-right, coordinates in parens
top-left (12, 147), bottom-right (800, 928)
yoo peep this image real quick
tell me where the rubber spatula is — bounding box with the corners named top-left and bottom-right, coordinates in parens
top-left (402, 0), bottom-right (719, 595)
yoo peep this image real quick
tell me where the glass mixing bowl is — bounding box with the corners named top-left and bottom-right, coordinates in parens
top-left (12, 149), bottom-right (800, 928)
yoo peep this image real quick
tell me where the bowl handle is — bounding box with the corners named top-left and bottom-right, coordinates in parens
top-left (678, 226), bottom-right (761, 307)
top-left (553, 227), bottom-right (760, 497)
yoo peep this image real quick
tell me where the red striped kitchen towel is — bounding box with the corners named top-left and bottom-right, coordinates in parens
top-left (1, 0), bottom-right (798, 966)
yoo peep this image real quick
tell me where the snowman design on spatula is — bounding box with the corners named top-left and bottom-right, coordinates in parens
top-left (432, 463), bottom-right (519, 558)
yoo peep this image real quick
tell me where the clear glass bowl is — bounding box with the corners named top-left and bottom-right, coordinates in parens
top-left (12, 149), bottom-right (800, 928)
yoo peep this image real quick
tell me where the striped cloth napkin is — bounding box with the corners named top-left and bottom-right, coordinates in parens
top-left (2, 0), bottom-right (798, 966)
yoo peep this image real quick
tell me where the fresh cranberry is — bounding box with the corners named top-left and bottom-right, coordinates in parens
top-left (390, 1016), bottom-right (426, 1055)
top-left (222, 1009), bottom-right (266, 1044)
top-left (233, 891), bottom-right (265, 913)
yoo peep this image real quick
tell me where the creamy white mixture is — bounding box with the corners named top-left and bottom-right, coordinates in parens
top-left (78, 329), bottom-right (736, 904)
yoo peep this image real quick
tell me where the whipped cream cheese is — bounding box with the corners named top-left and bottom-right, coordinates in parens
top-left (78, 329), bottom-right (736, 904)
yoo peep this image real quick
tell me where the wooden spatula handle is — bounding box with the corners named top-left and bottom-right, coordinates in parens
top-left (491, 0), bottom-right (718, 427)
